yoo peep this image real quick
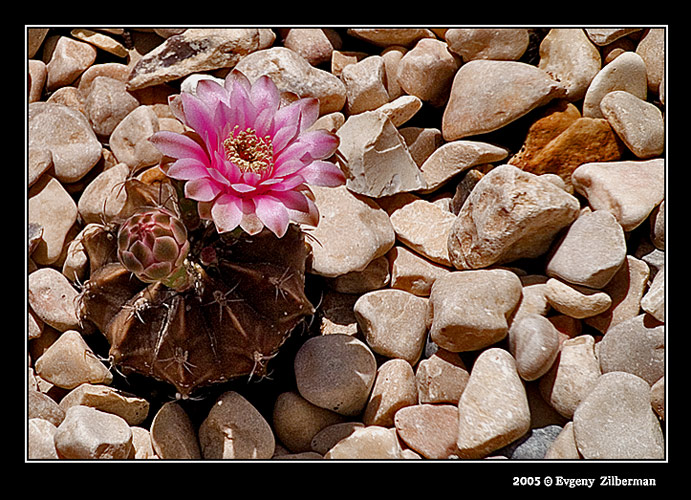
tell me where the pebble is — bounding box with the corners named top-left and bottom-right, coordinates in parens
top-left (400, 127), bottom-right (443, 167)
top-left (198, 391), bottom-right (275, 459)
top-left (28, 418), bottom-right (59, 459)
top-left (572, 371), bottom-right (664, 459)
top-left (127, 28), bottom-right (275, 91)
top-left (600, 90), bottom-right (664, 158)
top-left (444, 28), bottom-right (529, 62)
top-left (84, 76), bottom-right (140, 137)
top-left (537, 28), bottom-right (601, 101)
top-left (456, 348), bottom-right (531, 458)
top-left (585, 28), bottom-right (641, 46)
top-left (58, 383), bottom-right (150, 426)
top-left (28, 176), bottom-right (78, 266)
top-left (326, 255), bottom-right (390, 294)
top-left (447, 164), bottom-right (580, 270)
top-left (149, 401), bottom-right (201, 459)
top-left (28, 59), bottom-right (47, 102)
top-left (650, 377), bottom-right (664, 420)
top-left (375, 95), bottom-right (422, 127)
top-left (131, 426), bottom-right (157, 459)
top-left (415, 349), bottom-right (470, 404)
top-left (539, 335), bottom-right (601, 418)
top-left (283, 28), bottom-right (342, 66)
top-left (28, 147), bottom-right (53, 187)
top-left (381, 46), bottom-right (406, 99)
top-left (77, 63), bottom-right (131, 94)
top-left (650, 201), bottom-right (665, 250)
top-left (571, 159), bottom-right (665, 231)
top-left (28, 268), bottom-right (81, 331)
top-left (496, 424), bottom-right (563, 459)
top-left (636, 29), bottom-right (665, 93)
top-left (641, 267), bottom-right (664, 322)
top-left (77, 163), bottom-right (130, 224)
top-left (310, 422), bottom-right (364, 455)
top-left (508, 313), bottom-right (561, 381)
top-left (70, 28), bottom-right (128, 58)
top-left (598, 314), bottom-right (664, 385)
top-left (442, 60), bottom-right (565, 140)
top-left (336, 111), bottom-right (425, 197)
top-left (54, 406), bottom-right (132, 459)
top-left (395, 404), bottom-right (460, 458)
top-left (234, 46), bottom-right (346, 115)
top-left (45, 36), bottom-right (97, 91)
top-left (544, 278), bottom-right (612, 319)
top-left (28, 389), bottom-right (65, 427)
top-left (318, 291), bottom-right (359, 336)
top-left (346, 28), bottom-right (435, 48)
top-left (272, 391), bottom-right (346, 453)
top-left (323, 425), bottom-right (403, 459)
top-left (387, 245), bottom-right (451, 297)
top-left (110, 105), bottom-right (162, 171)
top-left (582, 51), bottom-right (648, 118)
top-left (28, 102), bottom-right (102, 184)
top-left (544, 422), bottom-right (581, 459)
top-left (354, 289), bottom-right (430, 364)
top-left (340, 55), bottom-right (389, 115)
top-left (546, 210), bottom-right (626, 289)
top-left (307, 184), bottom-right (395, 278)
top-left (429, 270), bottom-right (522, 352)
top-left (294, 334), bottom-right (377, 416)
top-left (363, 358), bottom-right (418, 426)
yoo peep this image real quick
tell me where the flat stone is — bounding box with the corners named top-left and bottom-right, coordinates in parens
top-left (307, 184), bottom-right (395, 278)
top-left (415, 349), bottom-right (470, 404)
top-left (127, 28), bottom-right (276, 90)
top-left (583, 51), bottom-right (648, 118)
top-left (199, 391), bottom-right (275, 459)
top-left (395, 404), bottom-right (460, 459)
top-left (380, 193), bottom-right (456, 266)
top-left (150, 401), bottom-right (201, 459)
top-left (636, 29), bottom-right (665, 93)
top-left (323, 426), bottom-right (403, 459)
top-left (600, 90), bottom-right (664, 158)
top-left (598, 314), bottom-right (664, 385)
top-left (28, 102), bottom-right (102, 184)
top-left (448, 165), bottom-right (580, 270)
top-left (508, 313), bottom-right (561, 381)
top-left (28, 418), bottom-right (59, 459)
top-left (28, 176), bottom-right (78, 266)
top-left (45, 36), bottom-right (97, 91)
top-left (539, 335), bottom-right (601, 419)
top-left (363, 359), bottom-right (418, 426)
top-left (419, 140), bottom-right (509, 193)
top-left (573, 371), bottom-right (665, 459)
top-left (84, 76), bottom-right (140, 137)
top-left (546, 210), bottom-right (626, 289)
top-left (28, 268), bottom-right (80, 332)
top-left (381, 46), bottom-right (407, 99)
top-left (456, 348), bottom-right (531, 458)
top-left (442, 60), bottom-right (565, 140)
top-left (310, 422), bottom-right (365, 455)
top-left (445, 28), bottom-right (529, 62)
top-left (429, 269), bottom-right (522, 352)
top-left (538, 28), bottom-right (602, 101)
top-left (346, 28), bottom-right (435, 48)
top-left (571, 159), bottom-right (665, 231)
top-left (59, 383), bottom-right (150, 426)
top-left (544, 278), bottom-right (613, 319)
top-left (387, 245), bottom-right (451, 297)
top-left (337, 111), bottom-right (426, 197)
top-left (641, 267), bottom-right (664, 322)
top-left (354, 289), bottom-right (430, 364)
top-left (110, 105), bottom-right (162, 171)
top-left (326, 255), bottom-right (390, 294)
top-left (273, 391), bottom-right (346, 453)
top-left (235, 46), bottom-right (346, 115)
top-left (341, 55), bottom-right (389, 115)
top-left (294, 334), bottom-right (377, 416)
top-left (54, 406), bottom-right (132, 459)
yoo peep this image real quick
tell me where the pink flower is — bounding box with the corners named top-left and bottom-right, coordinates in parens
top-left (150, 70), bottom-right (345, 238)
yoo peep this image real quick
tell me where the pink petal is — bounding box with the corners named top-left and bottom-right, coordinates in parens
top-left (239, 199), bottom-right (264, 235)
top-left (229, 78), bottom-right (256, 130)
top-left (195, 78), bottom-right (227, 107)
top-left (270, 121), bottom-right (299, 154)
top-left (250, 75), bottom-right (280, 116)
top-left (299, 160), bottom-right (346, 187)
top-left (271, 158), bottom-right (305, 178)
top-left (181, 93), bottom-right (218, 147)
top-left (295, 130), bottom-right (340, 160)
top-left (168, 95), bottom-right (186, 125)
top-left (210, 194), bottom-right (243, 233)
top-left (225, 70), bottom-right (251, 95)
top-left (296, 97), bottom-right (320, 132)
top-left (264, 174), bottom-right (305, 192)
top-left (274, 140), bottom-right (311, 166)
top-left (254, 195), bottom-right (290, 238)
top-left (167, 157), bottom-right (210, 180)
top-left (149, 131), bottom-right (208, 164)
top-left (230, 182), bottom-right (256, 193)
top-left (274, 190), bottom-right (320, 227)
top-left (185, 177), bottom-right (222, 202)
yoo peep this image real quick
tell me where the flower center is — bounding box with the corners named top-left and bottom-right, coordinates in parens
top-left (223, 126), bottom-right (274, 174)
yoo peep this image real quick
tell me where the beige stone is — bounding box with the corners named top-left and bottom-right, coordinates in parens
top-left (54, 406), bottom-right (132, 459)
top-left (650, 377), bottom-right (664, 420)
top-left (341, 55), bottom-right (390, 115)
top-left (346, 28), bottom-right (435, 48)
top-left (84, 76), bottom-right (140, 137)
top-left (636, 28), bottom-right (665, 93)
top-left (544, 422), bottom-right (581, 459)
top-left (28, 418), bottom-right (59, 459)
top-left (150, 401), bottom-right (201, 459)
top-left (396, 38), bottom-right (461, 105)
top-left (110, 105), bottom-right (162, 171)
top-left (600, 90), bottom-right (664, 158)
top-left (326, 255), bottom-right (390, 294)
top-left (59, 383), bottom-right (149, 426)
top-left (544, 278), bottom-right (612, 319)
top-left (284, 28), bottom-right (341, 66)
top-left (387, 245), bottom-right (452, 297)
top-left (28, 267), bottom-right (80, 332)
top-left (310, 422), bottom-right (365, 455)
top-left (508, 314), bottom-right (561, 381)
top-left (395, 404), bottom-right (460, 458)
top-left (324, 426), bottom-right (403, 459)
top-left (71, 28), bottom-right (128, 58)
top-left (375, 95), bottom-right (422, 127)
top-left (415, 349), bottom-right (470, 404)
top-left (363, 359), bottom-right (418, 426)
top-left (45, 36), bottom-right (97, 90)
top-left (641, 267), bottom-right (664, 322)
top-left (445, 28), bottom-right (529, 62)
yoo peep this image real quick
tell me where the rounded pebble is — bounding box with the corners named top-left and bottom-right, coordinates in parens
top-left (54, 406), bottom-right (132, 459)
top-left (508, 313), bottom-right (561, 381)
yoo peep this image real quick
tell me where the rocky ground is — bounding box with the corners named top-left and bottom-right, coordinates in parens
top-left (27, 27), bottom-right (665, 461)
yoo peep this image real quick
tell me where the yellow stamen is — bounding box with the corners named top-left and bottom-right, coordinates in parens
top-left (223, 125), bottom-right (274, 174)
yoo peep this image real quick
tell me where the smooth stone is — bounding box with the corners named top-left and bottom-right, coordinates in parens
top-left (375, 95), bottom-right (422, 127)
top-left (429, 270), bottom-right (522, 352)
top-left (180, 73), bottom-right (225, 95)
top-left (28, 268), bottom-right (80, 332)
top-left (544, 278), bottom-right (612, 319)
top-left (538, 28), bottom-right (601, 101)
top-left (600, 90), bottom-right (664, 158)
top-left (571, 159), bottom-right (665, 231)
top-left (70, 28), bottom-right (128, 58)
top-left (445, 28), bottom-right (529, 62)
top-left (54, 406), bottom-right (132, 459)
top-left (341, 55), bottom-right (389, 115)
top-left (310, 422), bottom-right (365, 455)
top-left (650, 377), bottom-right (664, 420)
top-left (539, 335), bottom-right (601, 419)
top-left (235, 46), bottom-right (346, 115)
top-left (45, 36), bottom-right (97, 91)
top-left (28, 176), bottom-right (78, 266)
top-left (150, 401), bottom-right (201, 459)
top-left (346, 28), bottom-right (435, 48)
top-left (573, 371), bottom-right (664, 459)
top-left (448, 165), bottom-right (580, 270)
top-left (508, 313), bottom-right (561, 381)
top-left (585, 28), bottom-right (641, 46)
top-left (307, 184), bottom-right (395, 278)
top-left (546, 210), bottom-right (626, 289)
top-left (380, 46), bottom-right (407, 99)
top-left (294, 334), bottom-right (377, 416)
top-left (496, 424), bottom-right (563, 459)
top-left (456, 348), bottom-right (531, 458)
top-left (636, 29), bottom-right (665, 93)
top-left (419, 140), bottom-right (509, 193)
top-left (354, 289), bottom-right (430, 364)
top-left (110, 105), bottom-right (162, 171)
top-left (283, 28), bottom-right (342, 66)
top-left (582, 51), bottom-right (648, 118)
top-left (77, 63), bottom-right (131, 94)
top-left (363, 358), bottom-right (418, 426)
top-left (131, 426), bottom-right (157, 459)
top-left (336, 111), bottom-right (426, 197)
top-left (395, 404), bottom-right (460, 459)
top-left (641, 267), bottom-right (664, 322)
top-left (28, 389), bottom-right (66, 427)
top-left (272, 391), bottom-right (346, 453)
top-left (59, 383), bottom-right (150, 426)
top-left (127, 28), bottom-right (275, 90)
top-left (198, 391), bottom-right (275, 459)
top-left (442, 60), bottom-right (565, 140)
top-left (396, 38), bottom-right (461, 105)
top-left (77, 163), bottom-right (130, 224)
top-left (544, 422), bottom-right (581, 459)
top-left (387, 245), bottom-right (452, 297)
top-left (415, 349), bottom-right (470, 404)
top-left (84, 76), bottom-right (140, 137)
top-left (598, 314), bottom-right (664, 386)
top-left (650, 201), bottom-right (664, 250)
top-left (323, 426), bottom-right (403, 459)
top-left (326, 255), bottom-right (390, 294)
top-left (28, 418), bottom-right (59, 459)
top-left (28, 59), bottom-right (47, 102)
top-left (28, 147), bottom-right (53, 187)
top-left (28, 102), bottom-right (102, 184)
